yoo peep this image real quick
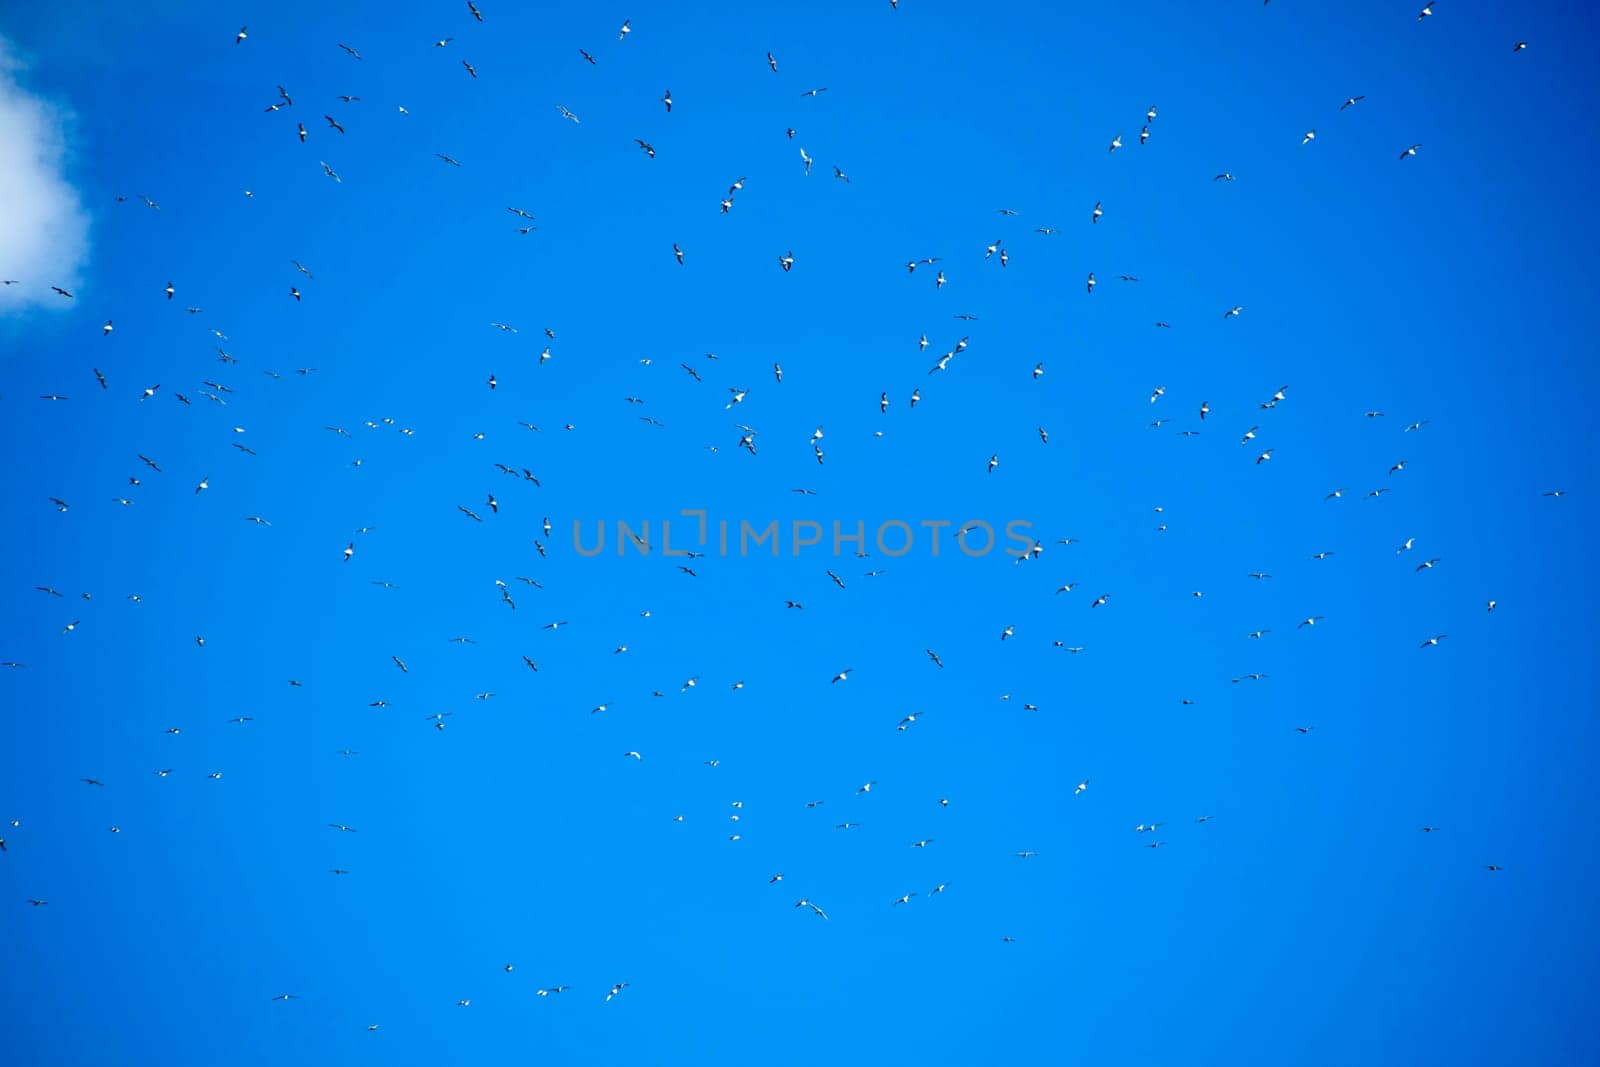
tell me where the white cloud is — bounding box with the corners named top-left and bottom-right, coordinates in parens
top-left (0, 38), bottom-right (88, 312)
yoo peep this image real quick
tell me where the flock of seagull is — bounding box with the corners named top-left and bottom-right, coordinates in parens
top-left (1, 2), bottom-right (1561, 1035)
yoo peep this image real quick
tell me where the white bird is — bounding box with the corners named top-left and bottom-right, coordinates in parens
top-left (795, 899), bottom-right (828, 920)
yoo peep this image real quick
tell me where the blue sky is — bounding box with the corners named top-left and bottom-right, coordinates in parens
top-left (2, 1), bottom-right (1597, 1063)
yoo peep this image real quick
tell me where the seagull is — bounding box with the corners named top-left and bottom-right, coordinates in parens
top-left (618, 18), bottom-right (630, 40)
top-left (1092, 201), bottom-right (1103, 224)
top-left (831, 668), bottom-right (853, 684)
top-left (1298, 616), bottom-right (1324, 628)
top-left (832, 165), bottom-right (850, 183)
top-left (1399, 144), bottom-right (1422, 160)
top-left (1109, 134), bottom-right (1122, 153)
top-left (795, 899), bottom-right (828, 920)
top-left (634, 139), bottom-right (656, 158)
top-left (1340, 95), bottom-right (1366, 110)
top-left (799, 148), bottom-right (813, 174)
top-left (1224, 305), bottom-right (1244, 318)
top-left (1214, 173), bottom-right (1235, 182)
top-left (1086, 272), bottom-right (1096, 293)
top-left (1417, 2), bottom-right (1433, 20)
top-left (1419, 634), bottom-right (1447, 648)
top-left (1301, 129), bottom-right (1316, 145)
top-left (338, 43), bottom-right (362, 60)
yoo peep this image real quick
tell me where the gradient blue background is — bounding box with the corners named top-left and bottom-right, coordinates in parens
top-left (2, 2), bottom-right (1597, 1064)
